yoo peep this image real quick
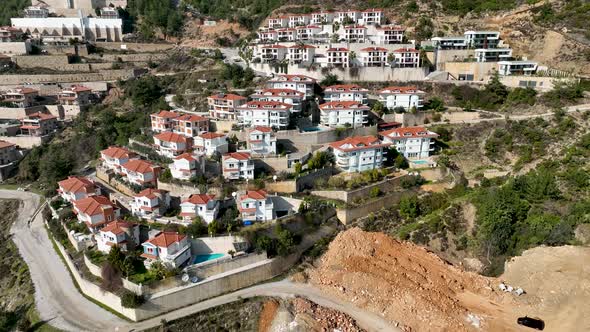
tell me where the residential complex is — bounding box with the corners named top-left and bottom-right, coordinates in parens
top-left (100, 146), bottom-right (137, 173)
top-left (121, 159), bottom-right (160, 186)
top-left (237, 101), bottom-right (292, 129)
top-left (141, 231), bottom-right (191, 268)
top-left (223, 152), bottom-right (254, 180)
top-left (72, 195), bottom-right (120, 231)
top-left (169, 153), bottom-right (204, 180)
top-left (57, 176), bottom-right (99, 203)
top-left (207, 93), bottom-right (247, 120)
top-left (247, 126), bottom-right (277, 156)
top-left (330, 135), bottom-right (389, 172)
top-left (251, 88), bottom-right (304, 113)
top-left (96, 220), bottom-right (139, 253)
top-left (380, 126), bottom-right (438, 159)
top-left (153, 132), bottom-right (192, 158)
top-left (266, 75), bottom-right (316, 99)
top-left (130, 188), bottom-right (171, 219)
top-left (1, 87), bottom-right (38, 108)
top-left (323, 84), bottom-right (369, 104)
top-left (179, 194), bottom-right (219, 224)
top-left (20, 113), bottom-right (58, 137)
top-left (378, 86), bottom-right (425, 110)
top-left (237, 190), bottom-right (274, 222)
top-left (319, 101), bottom-right (369, 128)
top-left (193, 132), bottom-right (228, 156)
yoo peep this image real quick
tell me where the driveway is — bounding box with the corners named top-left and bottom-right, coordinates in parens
top-left (2, 190), bottom-right (398, 332)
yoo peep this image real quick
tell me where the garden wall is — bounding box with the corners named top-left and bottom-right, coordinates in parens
top-left (336, 191), bottom-right (412, 224)
top-left (312, 174), bottom-right (408, 204)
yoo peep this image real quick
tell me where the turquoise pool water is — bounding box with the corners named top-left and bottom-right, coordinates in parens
top-left (193, 253), bottom-right (224, 264)
top-left (302, 127), bottom-right (322, 132)
top-left (412, 160), bottom-right (429, 165)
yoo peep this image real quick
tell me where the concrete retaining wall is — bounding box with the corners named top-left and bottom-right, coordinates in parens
top-left (441, 61), bottom-right (497, 81)
top-left (312, 174), bottom-right (407, 204)
top-left (0, 105), bottom-right (44, 119)
top-left (190, 235), bottom-right (246, 255)
top-left (95, 42), bottom-right (174, 52)
top-left (265, 180), bottom-right (297, 193)
top-left (0, 135), bottom-right (47, 148)
top-left (157, 181), bottom-right (200, 198)
top-left (336, 191), bottom-right (411, 224)
top-left (0, 69), bottom-right (141, 85)
top-left (192, 253), bottom-right (268, 279)
top-left (87, 53), bottom-right (166, 63)
top-left (83, 254), bottom-right (145, 295)
top-left (0, 42), bottom-right (30, 55)
top-left (251, 63), bottom-right (429, 82)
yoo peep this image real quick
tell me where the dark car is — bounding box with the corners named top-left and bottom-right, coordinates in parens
top-left (517, 316), bottom-right (545, 330)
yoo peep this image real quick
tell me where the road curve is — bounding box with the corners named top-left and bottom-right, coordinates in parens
top-left (1, 190), bottom-right (125, 332)
top-left (2, 190), bottom-right (398, 332)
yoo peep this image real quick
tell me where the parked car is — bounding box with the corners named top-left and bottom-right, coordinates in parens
top-left (517, 316), bottom-right (544, 330)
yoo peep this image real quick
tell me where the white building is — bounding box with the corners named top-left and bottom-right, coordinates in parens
top-left (207, 93), bottom-right (247, 121)
top-left (319, 101), bottom-right (369, 128)
top-left (57, 176), bottom-right (100, 203)
top-left (377, 86), bottom-right (425, 110)
top-left (259, 44), bottom-right (288, 62)
top-left (57, 85), bottom-right (92, 108)
top-left (131, 188), bottom-right (170, 219)
top-left (334, 10), bottom-right (361, 24)
top-left (141, 232), bottom-right (191, 268)
top-left (360, 47), bottom-right (388, 67)
top-left (179, 194), bottom-right (219, 224)
top-left (237, 101), bottom-right (292, 129)
top-left (150, 110), bottom-right (179, 133)
top-left (257, 28), bottom-right (278, 43)
top-left (498, 61), bottom-right (538, 76)
top-left (96, 220), bottom-right (139, 254)
top-left (288, 14), bottom-right (311, 28)
top-left (222, 152), bottom-right (254, 180)
top-left (376, 25), bottom-right (405, 44)
top-left (266, 74), bottom-right (316, 99)
top-left (247, 126), bottom-right (277, 156)
top-left (295, 25), bottom-right (321, 41)
top-left (237, 190), bottom-right (274, 222)
top-left (380, 126), bottom-right (438, 159)
top-left (277, 28), bottom-right (297, 42)
top-left (121, 159), bottom-right (160, 187)
top-left (153, 132), bottom-right (192, 158)
top-left (72, 195), bottom-right (120, 231)
top-left (251, 88), bottom-right (304, 113)
top-left (169, 153), bottom-right (204, 180)
top-left (327, 47), bottom-right (350, 67)
top-left (311, 11), bottom-right (334, 25)
top-left (475, 48), bottom-right (512, 62)
top-left (343, 25), bottom-right (367, 43)
top-left (330, 135), bottom-right (389, 172)
top-left (392, 48), bottom-right (420, 68)
top-left (464, 30), bottom-right (500, 49)
top-left (193, 132), bottom-right (228, 156)
top-left (287, 44), bottom-right (315, 64)
top-left (323, 84), bottom-right (368, 104)
top-left (267, 16), bottom-right (288, 29)
top-left (100, 146), bottom-right (137, 173)
top-left (11, 16), bottom-right (123, 43)
top-left (361, 9), bottom-right (384, 25)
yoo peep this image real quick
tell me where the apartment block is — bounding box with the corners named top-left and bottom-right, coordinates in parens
top-left (330, 135), bottom-right (389, 172)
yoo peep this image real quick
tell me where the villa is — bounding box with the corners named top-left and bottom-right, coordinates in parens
top-left (207, 93), bottom-right (248, 121)
top-left (222, 152), bottom-right (255, 180)
top-left (237, 190), bottom-right (274, 222)
top-left (193, 132), bottom-right (228, 156)
top-left (120, 159), bottom-right (160, 186)
top-left (179, 194), bottom-right (220, 224)
top-left (266, 75), bottom-right (316, 99)
top-left (100, 146), bottom-right (137, 173)
top-left (130, 188), bottom-right (171, 219)
top-left (330, 135), bottom-right (389, 172)
top-left (169, 153), bottom-right (204, 180)
top-left (237, 101), bottom-right (292, 130)
top-left (319, 101), bottom-right (369, 128)
top-left (323, 84), bottom-right (369, 104)
top-left (72, 195), bottom-right (120, 231)
top-left (96, 220), bottom-right (140, 253)
top-left (247, 126), bottom-right (277, 156)
top-left (57, 176), bottom-right (100, 203)
top-left (151, 110), bottom-right (179, 133)
top-left (377, 86), bottom-right (425, 110)
top-left (153, 132), bottom-right (192, 158)
top-left (380, 126), bottom-right (438, 159)
top-left (250, 88), bottom-right (304, 113)
top-left (141, 231), bottom-right (191, 268)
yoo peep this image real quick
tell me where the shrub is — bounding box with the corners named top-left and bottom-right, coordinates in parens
top-left (121, 290), bottom-right (145, 308)
top-left (369, 187), bottom-right (382, 198)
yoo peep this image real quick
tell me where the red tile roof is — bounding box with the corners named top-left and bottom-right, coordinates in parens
top-left (254, 88), bottom-right (304, 97)
top-left (361, 47), bottom-right (388, 52)
top-left (327, 47), bottom-right (349, 52)
top-left (268, 74), bottom-right (315, 83)
top-left (155, 132), bottom-right (189, 144)
top-left (250, 126), bottom-right (273, 133)
top-left (26, 112), bottom-right (56, 120)
top-left (58, 176), bottom-right (96, 194)
top-left (344, 25), bottom-right (366, 29)
top-left (100, 146), bottom-right (135, 160)
top-left (239, 101), bottom-right (292, 109)
top-left (262, 44), bottom-right (287, 49)
top-left (151, 110), bottom-right (179, 119)
top-left (199, 132), bottom-right (226, 140)
top-left (378, 86), bottom-right (424, 94)
top-left (324, 84), bottom-right (368, 92)
top-left (73, 195), bottom-right (117, 216)
top-left (394, 48), bottom-right (419, 53)
top-left (122, 159), bottom-right (157, 174)
top-left (208, 93), bottom-right (247, 101)
top-left (241, 190), bottom-right (267, 200)
top-left (134, 188), bottom-right (165, 199)
top-left (223, 152), bottom-right (251, 161)
top-left (67, 85), bottom-right (92, 92)
top-left (175, 114), bottom-right (208, 122)
top-left (329, 135), bottom-right (389, 152)
top-left (101, 220), bottom-right (135, 235)
top-left (11, 87), bottom-right (38, 94)
top-left (377, 25), bottom-right (405, 31)
top-left (319, 101), bottom-right (370, 110)
top-left (174, 153), bottom-right (196, 161)
top-left (146, 232), bottom-right (186, 248)
top-left (381, 126), bottom-right (439, 139)
top-left (288, 44), bottom-right (316, 49)
top-left (0, 140), bottom-right (15, 149)
top-left (183, 194), bottom-right (216, 205)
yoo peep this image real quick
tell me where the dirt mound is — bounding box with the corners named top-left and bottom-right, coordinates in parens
top-left (308, 228), bottom-right (513, 331)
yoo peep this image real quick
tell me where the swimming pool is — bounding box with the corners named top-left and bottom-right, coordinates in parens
top-left (193, 253), bottom-right (224, 264)
top-left (412, 160), bottom-right (430, 165)
top-left (302, 127), bottom-right (322, 132)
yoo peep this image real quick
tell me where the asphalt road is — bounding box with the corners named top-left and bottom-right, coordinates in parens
top-left (1, 190), bottom-right (125, 332)
top-left (2, 190), bottom-right (398, 332)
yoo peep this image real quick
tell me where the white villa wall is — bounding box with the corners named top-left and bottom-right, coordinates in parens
top-left (190, 235), bottom-right (248, 255)
top-left (0, 41), bottom-right (31, 55)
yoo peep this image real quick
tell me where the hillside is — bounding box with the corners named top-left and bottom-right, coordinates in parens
top-left (0, 0), bottom-right (29, 26)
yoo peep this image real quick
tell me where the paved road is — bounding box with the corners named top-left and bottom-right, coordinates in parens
top-left (120, 279), bottom-right (399, 332)
top-left (1, 190), bottom-right (125, 332)
top-left (2, 190), bottom-right (399, 332)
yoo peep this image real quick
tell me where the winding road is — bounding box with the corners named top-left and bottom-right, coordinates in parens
top-left (2, 190), bottom-right (398, 332)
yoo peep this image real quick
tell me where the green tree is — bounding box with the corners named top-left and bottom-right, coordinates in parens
top-left (399, 195), bottom-right (419, 219)
top-left (394, 154), bottom-right (409, 169)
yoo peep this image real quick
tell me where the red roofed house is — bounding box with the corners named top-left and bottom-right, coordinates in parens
top-left (251, 88), bottom-right (304, 113)
top-left (150, 110), bottom-right (179, 133)
top-left (319, 101), bottom-right (369, 128)
top-left (343, 25), bottom-right (367, 43)
top-left (121, 159), bottom-right (161, 186)
top-left (323, 84), bottom-right (369, 104)
top-left (174, 114), bottom-right (209, 137)
top-left (207, 93), bottom-right (247, 121)
top-left (57, 176), bottom-right (100, 203)
top-left (0, 140), bottom-right (17, 166)
top-left (360, 47), bottom-right (388, 67)
top-left (376, 25), bottom-right (405, 44)
top-left (72, 195), bottom-right (121, 231)
top-left (237, 101), bottom-right (292, 129)
top-left (130, 188), bottom-right (171, 219)
top-left (237, 190), bottom-right (274, 222)
top-left (20, 112), bottom-right (57, 136)
top-left (222, 152), bottom-right (254, 180)
top-left (247, 126), bottom-right (277, 156)
top-left (330, 135), bottom-right (390, 172)
top-left (1, 87), bottom-right (38, 108)
top-left (100, 146), bottom-right (137, 173)
top-left (58, 85), bottom-right (92, 107)
top-left (257, 28), bottom-right (278, 43)
top-left (380, 126), bottom-right (438, 159)
top-left (392, 48), bottom-right (420, 68)
top-left (361, 8), bottom-right (384, 25)
top-left (153, 132), bottom-right (192, 158)
top-left (179, 194), bottom-right (219, 224)
top-left (327, 47), bottom-right (350, 67)
top-left (266, 74), bottom-right (316, 99)
top-left (193, 132), bottom-right (228, 156)
top-left (96, 220), bottom-right (140, 253)
top-left (169, 153), bottom-right (205, 180)
top-left (141, 231), bottom-right (191, 268)
top-left (287, 44), bottom-right (315, 64)
top-left (377, 86), bottom-right (426, 110)
top-left (295, 25), bottom-right (321, 41)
